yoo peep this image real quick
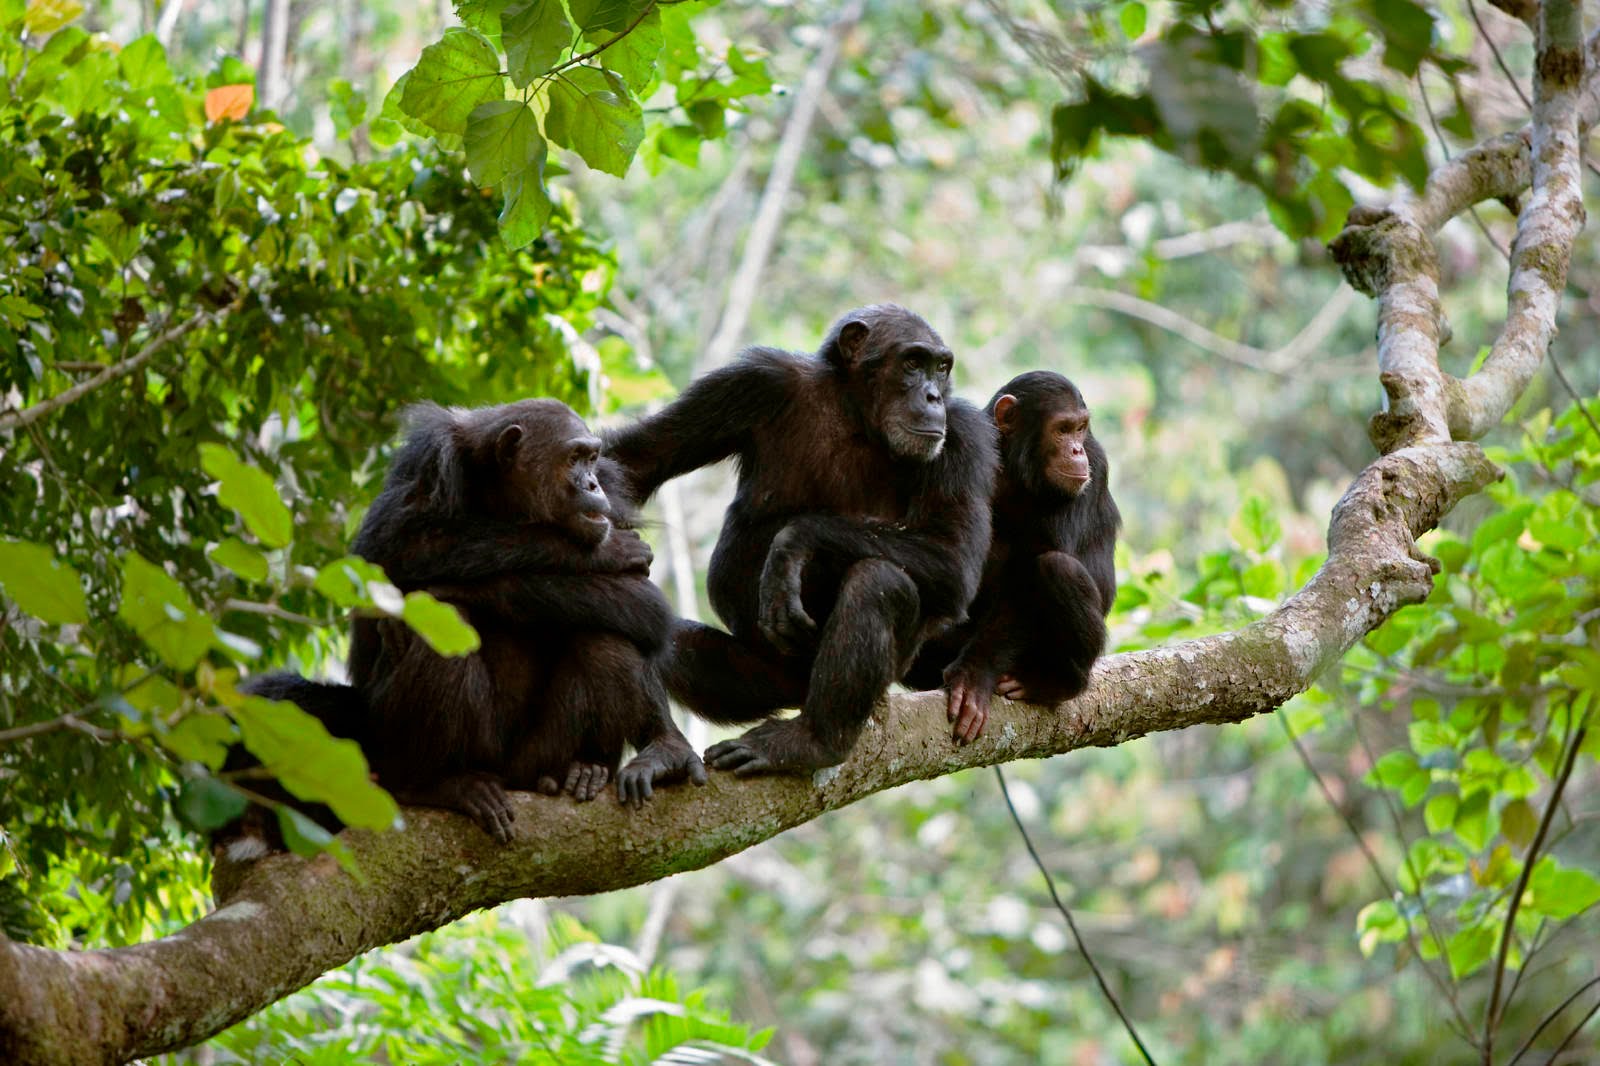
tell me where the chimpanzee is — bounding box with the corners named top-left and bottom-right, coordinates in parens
top-left (226, 400), bottom-right (703, 852)
top-left (906, 371), bottom-right (1120, 743)
top-left (603, 304), bottom-right (997, 775)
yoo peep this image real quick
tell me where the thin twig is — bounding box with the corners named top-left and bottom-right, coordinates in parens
top-left (0, 309), bottom-right (219, 433)
top-left (544, 1), bottom-right (660, 79)
top-left (0, 713), bottom-right (118, 745)
top-left (995, 766), bottom-right (1158, 1066)
top-left (1544, 996), bottom-right (1600, 1064)
top-left (221, 599), bottom-right (320, 627)
top-left (1484, 710), bottom-right (1591, 1060)
top-left (1507, 974), bottom-right (1600, 1065)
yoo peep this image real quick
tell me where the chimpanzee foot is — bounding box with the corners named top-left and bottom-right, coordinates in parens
top-left (411, 773), bottom-right (515, 844)
top-left (617, 737), bottom-right (708, 807)
top-left (995, 675), bottom-right (1029, 701)
top-left (704, 718), bottom-right (841, 777)
top-left (562, 761), bottom-right (611, 802)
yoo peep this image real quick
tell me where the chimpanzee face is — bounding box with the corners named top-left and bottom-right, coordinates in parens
top-left (992, 386), bottom-right (1094, 498)
top-left (495, 401), bottom-right (612, 546)
top-left (835, 311), bottom-right (955, 462)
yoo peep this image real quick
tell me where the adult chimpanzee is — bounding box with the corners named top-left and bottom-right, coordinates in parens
top-left (232, 400), bottom-right (703, 851)
top-left (603, 304), bottom-right (996, 775)
top-left (906, 371), bottom-right (1120, 743)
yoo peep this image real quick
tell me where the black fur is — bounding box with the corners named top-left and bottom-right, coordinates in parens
top-left (221, 400), bottom-right (703, 854)
top-left (605, 305), bottom-right (997, 775)
top-left (907, 371), bottom-right (1121, 741)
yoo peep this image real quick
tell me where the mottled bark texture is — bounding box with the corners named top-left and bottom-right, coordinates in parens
top-left (1, 8), bottom-right (1590, 1066)
top-left (1329, 17), bottom-right (1592, 452)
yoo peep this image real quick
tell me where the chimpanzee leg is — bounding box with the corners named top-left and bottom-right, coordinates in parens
top-left (662, 619), bottom-right (808, 725)
top-left (706, 559), bottom-right (920, 775)
top-left (1009, 550), bottom-right (1106, 703)
top-left (615, 648), bottom-right (708, 807)
top-left (504, 633), bottom-right (627, 803)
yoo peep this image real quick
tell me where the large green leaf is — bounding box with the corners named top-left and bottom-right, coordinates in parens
top-left (544, 65), bottom-right (643, 177)
top-left (595, 7), bottom-right (662, 93)
top-left (567, 0), bottom-right (652, 36)
top-left (499, 166), bottom-right (555, 248)
top-left (503, 0), bottom-right (572, 87)
top-left (465, 100), bottom-right (544, 187)
top-left (400, 27), bottom-right (507, 138)
top-left (199, 444), bottom-right (293, 548)
top-left (117, 554), bottom-right (215, 670)
top-left (233, 694), bottom-right (399, 831)
top-left (402, 591), bottom-right (481, 656)
top-left (0, 539), bottom-right (88, 625)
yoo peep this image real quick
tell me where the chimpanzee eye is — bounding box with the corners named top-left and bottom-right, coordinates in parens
top-left (937, 359), bottom-right (952, 376)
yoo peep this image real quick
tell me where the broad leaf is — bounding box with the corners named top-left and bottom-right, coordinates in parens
top-left (401, 27), bottom-right (506, 138)
top-left (117, 554), bottom-right (214, 670)
top-left (209, 538), bottom-right (269, 583)
top-left (503, 0), bottom-right (571, 87)
top-left (544, 65), bottom-right (643, 177)
top-left (200, 444), bottom-right (293, 548)
top-left (465, 100), bottom-right (543, 187)
top-left (234, 694), bottom-right (399, 831)
top-left (402, 591), bottom-right (481, 656)
top-left (0, 539), bottom-right (88, 625)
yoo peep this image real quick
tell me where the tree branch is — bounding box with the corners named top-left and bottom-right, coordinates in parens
top-left (0, 309), bottom-right (220, 434)
top-left (0, 440), bottom-right (1499, 1064)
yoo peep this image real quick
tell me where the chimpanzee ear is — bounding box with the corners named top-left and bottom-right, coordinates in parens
top-left (992, 394), bottom-right (1019, 434)
top-left (837, 320), bottom-right (870, 363)
top-left (495, 424), bottom-right (524, 467)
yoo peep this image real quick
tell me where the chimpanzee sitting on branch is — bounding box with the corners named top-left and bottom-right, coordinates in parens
top-left (605, 304), bottom-right (997, 776)
top-left (907, 371), bottom-right (1120, 742)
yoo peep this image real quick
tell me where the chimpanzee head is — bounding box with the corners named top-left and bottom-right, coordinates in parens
top-left (409, 399), bottom-right (610, 546)
top-left (989, 371), bottom-right (1099, 498)
top-left (820, 304), bottom-right (954, 462)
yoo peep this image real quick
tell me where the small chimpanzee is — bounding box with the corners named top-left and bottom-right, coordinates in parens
top-left (906, 371), bottom-right (1120, 742)
top-left (230, 399), bottom-right (702, 850)
top-left (604, 304), bottom-right (997, 775)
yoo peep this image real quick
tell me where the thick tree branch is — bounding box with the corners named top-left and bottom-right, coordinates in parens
top-left (0, 441), bottom-right (1499, 1065)
top-left (1329, 25), bottom-right (1595, 452)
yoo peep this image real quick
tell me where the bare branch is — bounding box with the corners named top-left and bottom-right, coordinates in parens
top-left (698, 0), bottom-right (865, 372)
top-left (0, 714), bottom-right (117, 745)
top-left (0, 309), bottom-right (220, 435)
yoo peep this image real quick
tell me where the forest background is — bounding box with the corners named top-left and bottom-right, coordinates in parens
top-left (1, 0), bottom-right (1599, 1063)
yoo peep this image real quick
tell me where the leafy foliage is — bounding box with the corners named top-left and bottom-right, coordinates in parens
top-left (390, 0), bottom-right (775, 246)
top-left (0, 3), bottom-right (614, 941)
top-left (166, 912), bottom-right (775, 1065)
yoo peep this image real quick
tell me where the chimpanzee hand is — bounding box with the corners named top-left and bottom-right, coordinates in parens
top-left (593, 528), bottom-right (653, 574)
top-left (616, 734), bottom-right (708, 807)
top-left (942, 661), bottom-right (996, 745)
top-left (758, 525), bottom-right (815, 654)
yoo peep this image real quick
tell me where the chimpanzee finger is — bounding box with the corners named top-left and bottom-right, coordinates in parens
top-left (687, 755), bottom-right (708, 786)
top-left (536, 775), bottom-right (560, 795)
top-left (563, 763), bottom-right (582, 796)
top-left (946, 682), bottom-right (966, 722)
top-left (961, 700), bottom-right (988, 744)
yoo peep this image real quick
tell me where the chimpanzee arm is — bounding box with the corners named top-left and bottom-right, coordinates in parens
top-left (759, 401), bottom-right (996, 646)
top-left (602, 349), bottom-right (800, 504)
top-left (427, 573), bottom-right (673, 654)
top-left (356, 515), bottom-right (652, 589)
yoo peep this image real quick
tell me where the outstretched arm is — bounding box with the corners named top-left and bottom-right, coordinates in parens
top-left (603, 349), bottom-right (798, 504)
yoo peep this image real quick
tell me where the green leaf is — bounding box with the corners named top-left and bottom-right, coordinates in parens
top-left (276, 806), bottom-right (363, 875)
top-left (24, 0), bottom-right (83, 34)
top-left (175, 776), bottom-right (248, 831)
top-left (118, 554), bottom-right (214, 670)
top-left (498, 163), bottom-right (555, 247)
top-left (161, 713), bottom-right (237, 768)
top-left (118, 34), bottom-right (171, 89)
top-left (1424, 793), bottom-right (1457, 834)
top-left (1500, 798), bottom-right (1537, 849)
top-left (567, 0), bottom-right (650, 36)
top-left (1118, 1), bottom-right (1147, 40)
top-left (465, 100), bottom-right (543, 187)
top-left (234, 694), bottom-right (399, 830)
top-left (1453, 790), bottom-right (1493, 851)
top-left (1445, 923), bottom-right (1495, 980)
top-left (1528, 490), bottom-right (1588, 552)
top-left (0, 539), bottom-right (89, 625)
top-left (595, 7), bottom-right (662, 93)
top-left (1229, 495), bottom-right (1282, 554)
top-left (313, 556), bottom-right (392, 608)
top-left (209, 538), bottom-right (269, 583)
top-left (543, 64), bottom-right (643, 177)
top-left (1365, 749), bottom-right (1419, 790)
top-left (328, 77), bottom-right (367, 138)
top-left (503, 0), bottom-right (571, 87)
top-left (1527, 860), bottom-right (1600, 920)
top-left (401, 591), bottom-right (481, 656)
top-left (400, 27), bottom-right (506, 138)
top-left (199, 444), bottom-right (293, 548)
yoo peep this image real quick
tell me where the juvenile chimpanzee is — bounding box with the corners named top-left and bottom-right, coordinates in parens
top-left (230, 400), bottom-right (702, 851)
top-left (906, 371), bottom-right (1120, 742)
top-left (604, 304), bottom-right (997, 775)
